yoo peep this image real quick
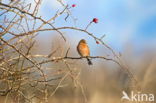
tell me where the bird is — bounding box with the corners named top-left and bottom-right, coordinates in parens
top-left (77, 39), bottom-right (92, 65)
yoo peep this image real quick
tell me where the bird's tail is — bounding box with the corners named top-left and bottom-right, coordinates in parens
top-left (86, 57), bottom-right (92, 65)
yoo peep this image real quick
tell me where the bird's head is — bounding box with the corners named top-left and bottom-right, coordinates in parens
top-left (80, 39), bottom-right (86, 43)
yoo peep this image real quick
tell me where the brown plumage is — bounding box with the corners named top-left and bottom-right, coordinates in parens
top-left (77, 39), bottom-right (92, 65)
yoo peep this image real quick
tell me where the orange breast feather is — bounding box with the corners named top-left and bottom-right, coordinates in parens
top-left (77, 43), bottom-right (90, 57)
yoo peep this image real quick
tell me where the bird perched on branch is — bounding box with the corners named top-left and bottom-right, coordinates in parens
top-left (77, 39), bottom-right (92, 65)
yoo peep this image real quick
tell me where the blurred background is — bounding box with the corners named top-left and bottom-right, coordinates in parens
top-left (0, 0), bottom-right (156, 103)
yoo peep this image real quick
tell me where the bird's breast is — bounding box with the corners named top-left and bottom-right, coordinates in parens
top-left (77, 43), bottom-right (90, 57)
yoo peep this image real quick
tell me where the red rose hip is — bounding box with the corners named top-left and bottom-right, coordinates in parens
top-left (96, 41), bottom-right (100, 44)
top-left (93, 18), bottom-right (98, 23)
top-left (72, 4), bottom-right (76, 7)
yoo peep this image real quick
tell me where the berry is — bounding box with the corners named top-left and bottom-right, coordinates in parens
top-left (93, 18), bottom-right (98, 23)
top-left (72, 4), bottom-right (76, 7)
top-left (96, 41), bottom-right (100, 44)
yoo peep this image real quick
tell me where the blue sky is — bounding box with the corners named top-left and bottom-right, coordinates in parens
top-left (1, 0), bottom-right (156, 53)
top-left (38, 0), bottom-right (156, 52)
